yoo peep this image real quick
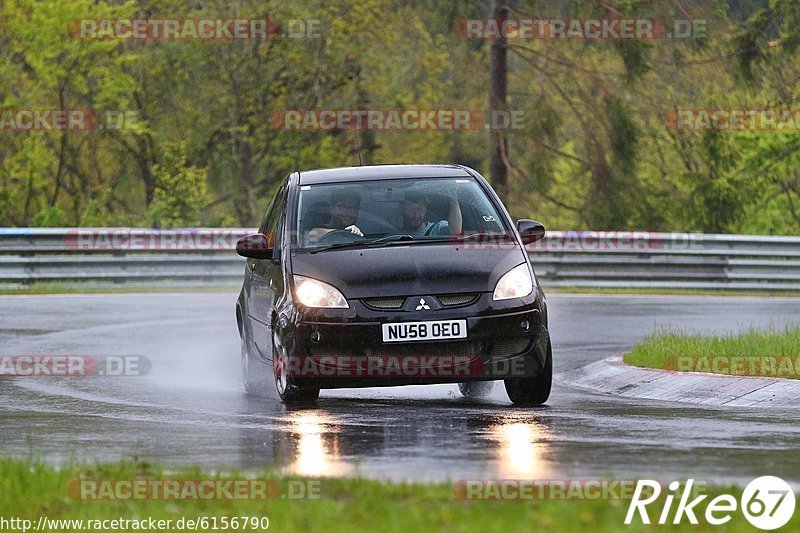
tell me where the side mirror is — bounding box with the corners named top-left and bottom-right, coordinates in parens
top-left (236, 233), bottom-right (273, 259)
top-left (517, 219), bottom-right (546, 245)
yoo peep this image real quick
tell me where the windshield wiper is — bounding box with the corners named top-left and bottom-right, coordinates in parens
top-left (363, 234), bottom-right (415, 245)
top-left (308, 232), bottom-right (510, 253)
top-left (309, 234), bottom-right (415, 254)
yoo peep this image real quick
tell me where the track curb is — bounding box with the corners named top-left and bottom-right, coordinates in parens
top-left (555, 355), bottom-right (800, 407)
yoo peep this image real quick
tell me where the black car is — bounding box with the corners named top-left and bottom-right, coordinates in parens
top-left (235, 164), bottom-right (551, 405)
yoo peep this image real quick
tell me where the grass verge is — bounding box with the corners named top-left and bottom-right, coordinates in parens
top-left (0, 458), bottom-right (795, 532)
top-left (624, 324), bottom-right (800, 378)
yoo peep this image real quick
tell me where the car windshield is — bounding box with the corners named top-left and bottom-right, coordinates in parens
top-left (294, 177), bottom-right (508, 250)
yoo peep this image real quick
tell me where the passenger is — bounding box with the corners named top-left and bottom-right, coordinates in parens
top-left (307, 190), bottom-right (364, 243)
top-left (400, 190), bottom-right (462, 237)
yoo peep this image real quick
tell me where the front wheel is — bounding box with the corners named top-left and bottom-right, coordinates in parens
top-left (273, 344), bottom-right (320, 402)
top-left (504, 341), bottom-right (552, 406)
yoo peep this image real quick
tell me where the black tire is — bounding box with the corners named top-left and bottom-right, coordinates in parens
top-left (504, 342), bottom-right (552, 406)
top-left (273, 342), bottom-right (320, 403)
top-left (457, 381), bottom-right (495, 398)
top-left (241, 334), bottom-right (270, 396)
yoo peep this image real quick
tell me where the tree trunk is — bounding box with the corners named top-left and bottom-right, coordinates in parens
top-left (489, 0), bottom-right (509, 200)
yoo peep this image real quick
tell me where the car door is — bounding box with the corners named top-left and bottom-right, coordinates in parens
top-left (249, 184), bottom-right (286, 361)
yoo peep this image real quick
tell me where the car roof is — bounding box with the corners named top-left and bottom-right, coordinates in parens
top-left (296, 164), bottom-right (473, 185)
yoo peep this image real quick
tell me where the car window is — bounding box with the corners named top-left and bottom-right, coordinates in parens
top-left (269, 193), bottom-right (286, 254)
top-left (294, 177), bottom-right (508, 249)
top-left (260, 184), bottom-right (285, 248)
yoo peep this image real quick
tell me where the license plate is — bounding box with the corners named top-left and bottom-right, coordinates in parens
top-left (382, 319), bottom-right (467, 343)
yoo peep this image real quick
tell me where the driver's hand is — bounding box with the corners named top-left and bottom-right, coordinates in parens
top-left (345, 225), bottom-right (364, 237)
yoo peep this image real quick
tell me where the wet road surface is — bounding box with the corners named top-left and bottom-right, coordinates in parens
top-left (1, 292), bottom-right (799, 485)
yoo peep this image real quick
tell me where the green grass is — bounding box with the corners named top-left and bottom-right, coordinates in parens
top-left (625, 324), bottom-right (800, 378)
top-left (0, 458), bottom-right (794, 532)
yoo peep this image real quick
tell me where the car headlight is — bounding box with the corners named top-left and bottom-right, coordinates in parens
top-left (293, 275), bottom-right (349, 308)
top-left (492, 263), bottom-right (534, 301)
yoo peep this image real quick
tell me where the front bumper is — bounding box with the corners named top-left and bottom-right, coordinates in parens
top-left (278, 293), bottom-right (549, 389)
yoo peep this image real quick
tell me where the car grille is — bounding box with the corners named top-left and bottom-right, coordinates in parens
top-left (363, 294), bottom-right (480, 310)
top-left (436, 293), bottom-right (479, 307)
top-left (490, 337), bottom-right (532, 358)
top-left (362, 297), bottom-right (406, 310)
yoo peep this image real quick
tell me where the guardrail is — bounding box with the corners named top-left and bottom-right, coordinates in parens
top-left (1, 228), bottom-right (799, 291)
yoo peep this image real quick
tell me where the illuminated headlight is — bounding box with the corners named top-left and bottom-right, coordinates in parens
top-left (293, 275), bottom-right (349, 308)
top-left (492, 263), bottom-right (534, 301)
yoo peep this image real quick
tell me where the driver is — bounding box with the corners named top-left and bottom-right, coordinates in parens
top-left (401, 190), bottom-right (462, 237)
top-left (307, 190), bottom-right (364, 243)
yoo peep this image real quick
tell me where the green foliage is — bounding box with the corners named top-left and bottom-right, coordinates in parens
top-left (0, 0), bottom-right (799, 234)
top-left (147, 144), bottom-right (210, 228)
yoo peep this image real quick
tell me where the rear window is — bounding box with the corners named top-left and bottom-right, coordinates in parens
top-left (294, 177), bottom-right (507, 249)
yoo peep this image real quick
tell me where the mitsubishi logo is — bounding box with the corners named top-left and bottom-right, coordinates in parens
top-left (415, 297), bottom-right (430, 310)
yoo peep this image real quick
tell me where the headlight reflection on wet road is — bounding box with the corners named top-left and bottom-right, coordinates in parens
top-left (491, 419), bottom-right (551, 478)
top-left (287, 411), bottom-right (349, 477)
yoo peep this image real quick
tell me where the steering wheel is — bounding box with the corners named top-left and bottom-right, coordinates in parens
top-left (315, 229), bottom-right (359, 246)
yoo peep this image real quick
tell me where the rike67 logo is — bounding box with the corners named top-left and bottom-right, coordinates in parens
top-left (626, 476), bottom-right (795, 530)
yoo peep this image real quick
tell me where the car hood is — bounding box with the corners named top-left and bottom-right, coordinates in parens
top-left (290, 244), bottom-right (528, 299)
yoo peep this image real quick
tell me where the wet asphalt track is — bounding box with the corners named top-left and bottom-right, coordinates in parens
top-left (1, 292), bottom-right (799, 485)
